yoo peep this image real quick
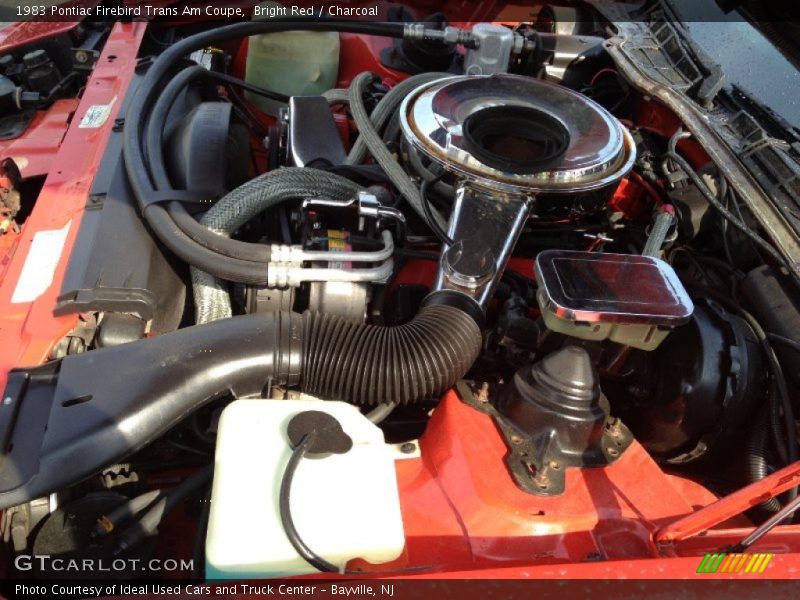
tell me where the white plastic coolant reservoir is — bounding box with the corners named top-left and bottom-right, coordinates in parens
top-left (205, 399), bottom-right (406, 578)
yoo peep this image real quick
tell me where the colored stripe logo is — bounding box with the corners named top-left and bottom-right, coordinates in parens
top-left (696, 553), bottom-right (773, 574)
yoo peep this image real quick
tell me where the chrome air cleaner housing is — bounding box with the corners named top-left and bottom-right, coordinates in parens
top-left (400, 73), bottom-right (635, 195)
top-left (400, 74), bottom-right (635, 308)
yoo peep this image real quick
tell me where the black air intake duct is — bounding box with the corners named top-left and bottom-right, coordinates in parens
top-left (0, 292), bottom-right (481, 508)
top-left (304, 294), bottom-right (481, 404)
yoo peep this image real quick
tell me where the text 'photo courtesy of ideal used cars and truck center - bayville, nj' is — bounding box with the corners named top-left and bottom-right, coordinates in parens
top-left (0, 0), bottom-right (799, 599)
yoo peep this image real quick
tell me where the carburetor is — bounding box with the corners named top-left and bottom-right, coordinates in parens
top-left (400, 73), bottom-right (636, 308)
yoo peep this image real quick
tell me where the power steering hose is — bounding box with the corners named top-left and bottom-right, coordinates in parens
top-left (123, 20), bottom-right (412, 284)
top-left (191, 168), bottom-right (364, 323)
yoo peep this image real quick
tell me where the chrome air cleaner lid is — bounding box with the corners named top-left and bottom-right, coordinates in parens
top-left (400, 74), bottom-right (635, 194)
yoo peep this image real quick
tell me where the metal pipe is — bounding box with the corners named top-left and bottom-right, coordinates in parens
top-left (734, 492), bottom-right (800, 551)
top-left (435, 183), bottom-right (532, 308)
top-left (268, 259), bottom-right (394, 288)
top-left (271, 230), bottom-right (394, 263)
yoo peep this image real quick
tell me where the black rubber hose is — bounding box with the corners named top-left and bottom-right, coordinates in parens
top-left (302, 293), bottom-right (482, 405)
top-left (192, 483), bottom-right (212, 579)
top-left (770, 385), bottom-right (790, 467)
top-left (746, 407), bottom-right (782, 514)
top-left (93, 489), bottom-right (163, 538)
top-left (114, 465), bottom-right (213, 556)
top-left (279, 430), bottom-right (340, 573)
top-left (0, 291), bottom-right (483, 509)
top-left (123, 20), bottom-right (406, 282)
top-left (144, 65), bottom-right (272, 263)
top-left (208, 70), bottom-right (290, 103)
top-left (665, 131), bottom-right (800, 286)
top-left (420, 175), bottom-right (453, 246)
top-left (145, 206), bottom-right (274, 284)
top-left (127, 90), bottom-right (271, 284)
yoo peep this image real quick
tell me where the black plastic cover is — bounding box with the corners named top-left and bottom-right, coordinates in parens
top-left (0, 312), bottom-right (303, 509)
top-left (287, 96), bottom-right (347, 168)
top-left (165, 101), bottom-right (240, 197)
top-left (55, 73), bottom-right (186, 332)
top-left (497, 346), bottom-right (632, 495)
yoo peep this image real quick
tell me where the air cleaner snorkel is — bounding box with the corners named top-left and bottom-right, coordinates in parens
top-left (400, 74), bottom-right (636, 308)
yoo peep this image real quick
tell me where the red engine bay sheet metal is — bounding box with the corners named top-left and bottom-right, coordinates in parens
top-left (0, 12), bottom-right (798, 582)
top-left (0, 22), bottom-right (145, 392)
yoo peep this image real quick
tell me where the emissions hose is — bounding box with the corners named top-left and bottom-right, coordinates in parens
top-left (366, 402), bottom-right (397, 424)
top-left (666, 131), bottom-right (800, 284)
top-left (420, 174), bottom-right (453, 245)
top-left (344, 71), bottom-right (451, 166)
top-left (113, 465), bottom-right (213, 556)
top-left (346, 71), bottom-right (448, 231)
top-left (93, 489), bottom-right (163, 538)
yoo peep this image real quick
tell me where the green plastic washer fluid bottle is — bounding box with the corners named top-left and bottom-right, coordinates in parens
top-left (245, 2), bottom-right (340, 116)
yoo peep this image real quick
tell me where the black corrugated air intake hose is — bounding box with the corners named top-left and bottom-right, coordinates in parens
top-left (302, 292), bottom-right (482, 404)
top-left (746, 392), bottom-right (783, 515)
top-left (0, 291), bottom-right (482, 508)
top-left (746, 422), bottom-right (782, 514)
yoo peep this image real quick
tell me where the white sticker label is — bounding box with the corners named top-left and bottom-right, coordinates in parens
top-left (78, 96), bottom-right (117, 129)
top-left (11, 221), bottom-right (72, 304)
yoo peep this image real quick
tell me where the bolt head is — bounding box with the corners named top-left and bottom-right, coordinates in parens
top-left (400, 442), bottom-right (416, 454)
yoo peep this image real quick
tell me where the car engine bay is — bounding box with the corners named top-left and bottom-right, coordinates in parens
top-left (0, 1), bottom-right (799, 581)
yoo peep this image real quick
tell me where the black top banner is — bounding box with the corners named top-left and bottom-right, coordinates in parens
top-left (0, 0), bottom-right (798, 24)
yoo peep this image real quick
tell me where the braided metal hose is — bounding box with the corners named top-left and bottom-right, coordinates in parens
top-left (191, 167), bottom-right (362, 323)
